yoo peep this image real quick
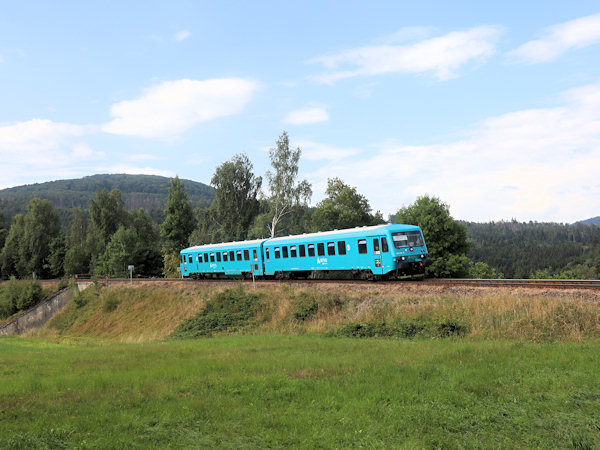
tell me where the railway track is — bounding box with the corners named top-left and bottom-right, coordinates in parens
top-left (82, 277), bottom-right (600, 290)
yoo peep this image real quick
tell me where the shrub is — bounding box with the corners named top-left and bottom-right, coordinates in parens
top-left (292, 293), bottom-right (319, 321)
top-left (171, 285), bottom-right (263, 338)
top-left (0, 278), bottom-right (44, 317)
top-left (103, 294), bottom-right (120, 312)
top-left (18, 281), bottom-right (43, 310)
top-left (334, 317), bottom-right (468, 339)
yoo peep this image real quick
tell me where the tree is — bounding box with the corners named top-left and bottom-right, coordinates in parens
top-left (64, 208), bottom-right (91, 276)
top-left (47, 234), bottom-right (67, 278)
top-left (395, 195), bottom-right (470, 278)
top-left (161, 176), bottom-right (195, 253)
top-left (209, 153), bottom-right (261, 242)
top-left (265, 131), bottom-right (312, 237)
top-left (0, 211), bottom-right (7, 251)
top-left (21, 198), bottom-right (61, 278)
top-left (97, 226), bottom-right (138, 277)
top-left (312, 178), bottom-right (383, 231)
top-left (1, 214), bottom-right (26, 278)
top-left (89, 188), bottom-right (128, 244)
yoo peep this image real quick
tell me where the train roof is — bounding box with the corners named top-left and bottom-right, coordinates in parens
top-left (182, 238), bottom-right (266, 252)
top-left (267, 223), bottom-right (420, 243)
top-left (181, 223), bottom-right (421, 253)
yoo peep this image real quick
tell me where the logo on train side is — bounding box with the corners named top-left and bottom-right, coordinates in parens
top-left (316, 257), bottom-right (328, 265)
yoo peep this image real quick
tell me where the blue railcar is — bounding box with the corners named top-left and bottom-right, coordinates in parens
top-left (180, 239), bottom-right (265, 278)
top-left (263, 224), bottom-right (427, 279)
top-left (180, 224), bottom-right (428, 280)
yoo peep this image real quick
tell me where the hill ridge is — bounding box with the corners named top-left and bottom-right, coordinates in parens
top-left (0, 173), bottom-right (215, 225)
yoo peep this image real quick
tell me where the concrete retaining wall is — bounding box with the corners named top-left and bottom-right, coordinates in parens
top-left (0, 282), bottom-right (92, 336)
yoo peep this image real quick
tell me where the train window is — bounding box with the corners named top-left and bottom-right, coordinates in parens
top-left (216, 252), bottom-right (222, 262)
top-left (244, 249), bottom-right (250, 261)
top-left (317, 243), bottom-right (325, 256)
top-left (236, 250), bottom-right (242, 261)
top-left (358, 239), bottom-right (367, 254)
top-left (338, 241), bottom-right (346, 255)
top-left (223, 252), bottom-right (228, 262)
top-left (282, 246), bottom-right (289, 258)
top-left (266, 248), bottom-right (270, 260)
top-left (308, 244), bottom-right (315, 257)
top-left (197, 254), bottom-right (202, 263)
top-left (229, 251), bottom-right (235, 261)
top-left (290, 246), bottom-right (297, 258)
top-left (275, 247), bottom-right (281, 259)
top-left (299, 244), bottom-right (306, 257)
top-left (253, 249), bottom-right (258, 261)
top-left (180, 255), bottom-right (184, 264)
top-left (381, 238), bottom-right (389, 253)
top-left (188, 255), bottom-right (193, 264)
top-left (373, 238), bottom-right (380, 254)
top-left (327, 242), bottom-right (335, 256)
top-left (210, 253), bottom-right (215, 263)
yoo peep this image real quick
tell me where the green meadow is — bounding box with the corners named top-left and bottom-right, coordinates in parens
top-left (1, 335), bottom-right (600, 448)
top-left (2, 283), bottom-right (600, 448)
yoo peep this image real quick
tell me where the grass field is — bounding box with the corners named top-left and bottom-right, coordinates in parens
top-left (2, 335), bottom-right (600, 448)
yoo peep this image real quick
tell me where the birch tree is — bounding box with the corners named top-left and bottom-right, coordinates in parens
top-left (265, 131), bottom-right (312, 237)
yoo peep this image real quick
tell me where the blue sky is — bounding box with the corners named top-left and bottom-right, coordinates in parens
top-left (1, 1), bottom-right (599, 223)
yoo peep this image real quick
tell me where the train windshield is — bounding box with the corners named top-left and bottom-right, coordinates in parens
top-left (391, 231), bottom-right (423, 248)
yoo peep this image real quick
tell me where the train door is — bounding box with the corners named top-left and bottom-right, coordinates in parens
top-left (252, 248), bottom-right (261, 276)
top-left (371, 236), bottom-right (385, 275)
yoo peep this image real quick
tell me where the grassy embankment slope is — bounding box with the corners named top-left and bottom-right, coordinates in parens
top-left (1, 282), bottom-right (600, 447)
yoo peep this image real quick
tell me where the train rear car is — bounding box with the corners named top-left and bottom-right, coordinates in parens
top-left (180, 239), bottom-right (265, 279)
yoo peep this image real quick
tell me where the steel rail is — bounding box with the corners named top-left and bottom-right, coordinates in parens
top-left (75, 277), bottom-right (600, 290)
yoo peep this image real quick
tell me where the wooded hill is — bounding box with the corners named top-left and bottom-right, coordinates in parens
top-left (0, 174), bottom-right (215, 225)
top-left (464, 221), bottom-right (600, 278)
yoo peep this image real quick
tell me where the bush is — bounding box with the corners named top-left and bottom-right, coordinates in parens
top-left (335, 317), bottom-right (468, 339)
top-left (171, 285), bottom-right (263, 338)
top-left (0, 278), bottom-right (44, 318)
top-left (103, 295), bottom-right (120, 312)
top-left (18, 281), bottom-right (43, 310)
top-left (292, 293), bottom-right (319, 321)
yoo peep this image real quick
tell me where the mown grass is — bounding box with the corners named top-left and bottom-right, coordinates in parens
top-left (1, 335), bottom-right (600, 448)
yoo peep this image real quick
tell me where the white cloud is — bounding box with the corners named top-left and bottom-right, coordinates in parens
top-left (173, 30), bottom-right (191, 42)
top-left (311, 25), bottom-right (503, 83)
top-left (509, 13), bottom-right (600, 63)
top-left (297, 140), bottom-right (361, 161)
top-left (103, 78), bottom-right (260, 139)
top-left (102, 165), bottom-right (175, 178)
top-left (0, 119), bottom-right (104, 188)
top-left (305, 81), bottom-right (600, 222)
top-left (284, 107), bottom-right (329, 125)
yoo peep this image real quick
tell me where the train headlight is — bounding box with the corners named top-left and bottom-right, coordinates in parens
top-left (421, 254), bottom-right (425, 259)
top-left (401, 256), bottom-right (406, 261)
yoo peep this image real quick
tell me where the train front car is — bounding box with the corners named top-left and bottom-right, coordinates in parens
top-left (385, 224), bottom-right (428, 276)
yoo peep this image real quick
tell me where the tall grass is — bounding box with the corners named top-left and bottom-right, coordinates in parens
top-left (38, 282), bottom-right (600, 342)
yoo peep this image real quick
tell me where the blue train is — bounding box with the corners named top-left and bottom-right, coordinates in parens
top-left (179, 224), bottom-right (428, 280)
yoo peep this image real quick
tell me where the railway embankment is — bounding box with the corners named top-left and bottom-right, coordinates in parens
top-left (0, 281), bottom-right (93, 336)
top-left (34, 280), bottom-right (600, 342)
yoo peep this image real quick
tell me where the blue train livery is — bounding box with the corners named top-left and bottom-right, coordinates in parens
top-left (180, 224), bottom-right (428, 280)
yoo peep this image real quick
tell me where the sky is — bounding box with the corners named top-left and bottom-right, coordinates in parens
top-left (1, 1), bottom-right (600, 223)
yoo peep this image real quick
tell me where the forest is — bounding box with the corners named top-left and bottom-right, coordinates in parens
top-left (1, 132), bottom-right (599, 289)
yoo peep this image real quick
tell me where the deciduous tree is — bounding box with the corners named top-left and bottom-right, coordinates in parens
top-left (21, 198), bottom-right (61, 278)
top-left (265, 131), bottom-right (312, 237)
top-left (395, 195), bottom-right (470, 278)
top-left (209, 153), bottom-right (261, 241)
top-left (0, 214), bottom-right (26, 278)
top-left (312, 178), bottom-right (383, 231)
